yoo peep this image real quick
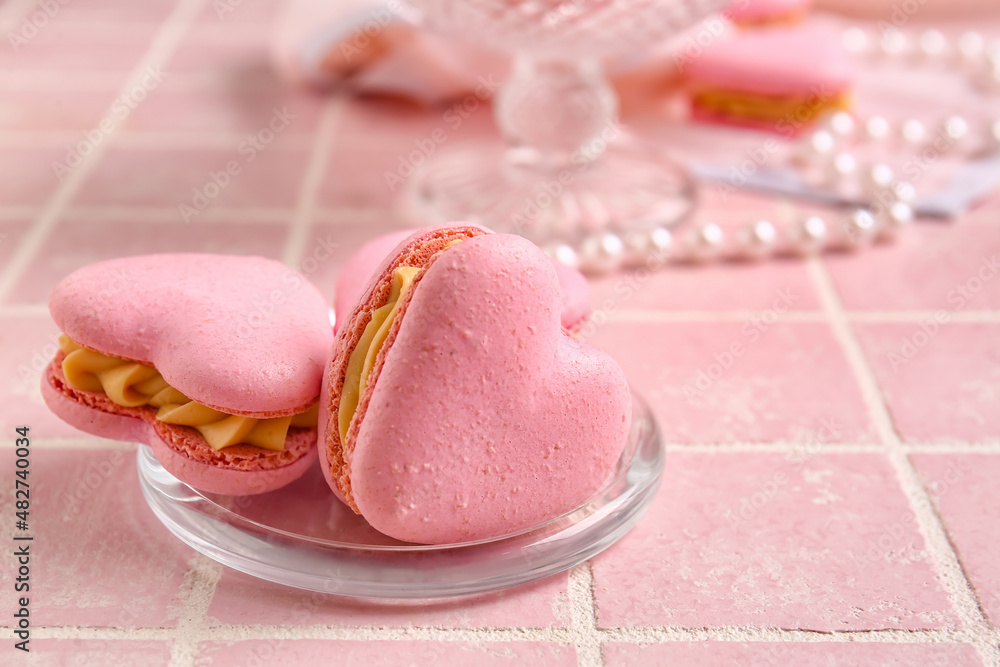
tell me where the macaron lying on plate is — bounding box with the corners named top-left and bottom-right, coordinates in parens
top-left (42, 254), bottom-right (333, 496)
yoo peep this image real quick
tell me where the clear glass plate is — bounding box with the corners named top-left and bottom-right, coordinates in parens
top-left (137, 390), bottom-right (663, 599)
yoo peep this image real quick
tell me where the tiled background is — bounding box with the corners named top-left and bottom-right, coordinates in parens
top-left (1, 0), bottom-right (1000, 665)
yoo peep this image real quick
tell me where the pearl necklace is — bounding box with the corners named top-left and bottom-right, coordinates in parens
top-left (556, 26), bottom-right (1000, 275)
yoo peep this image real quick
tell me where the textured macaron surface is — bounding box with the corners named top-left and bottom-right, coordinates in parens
top-left (349, 234), bottom-right (631, 544)
top-left (49, 254), bottom-right (333, 417)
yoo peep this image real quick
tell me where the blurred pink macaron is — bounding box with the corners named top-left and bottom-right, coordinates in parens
top-left (335, 228), bottom-right (591, 333)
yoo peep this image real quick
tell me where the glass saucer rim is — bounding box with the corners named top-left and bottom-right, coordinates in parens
top-left (137, 389), bottom-right (664, 598)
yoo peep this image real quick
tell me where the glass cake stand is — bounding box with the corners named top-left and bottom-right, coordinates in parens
top-left (137, 390), bottom-right (663, 599)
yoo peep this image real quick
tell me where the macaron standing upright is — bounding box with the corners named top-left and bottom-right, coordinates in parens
top-left (42, 254), bottom-right (333, 496)
top-left (320, 224), bottom-right (631, 544)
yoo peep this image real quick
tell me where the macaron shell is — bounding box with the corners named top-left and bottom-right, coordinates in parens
top-left (334, 229), bottom-right (414, 331)
top-left (42, 362), bottom-right (317, 495)
top-left (49, 254), bottom-right (332, 417)
top-left (685, 23), bottom-right (853, 96)
top-left (348, 234), bottom-right (631, 544)
top-left (335, 228), bottom-right (591, 333)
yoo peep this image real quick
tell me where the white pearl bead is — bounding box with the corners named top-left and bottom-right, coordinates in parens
top-left (830, 152), bottom-right (857, 179)
top-left (622, 228), bottom-right (672, 267)
top-left (942, 115), bottom-right (969, 141)
top-left (545, 242), bottom-right (580, 269)
top-left (685, 223), bottom-right (725, 262)
top-left (842, 27), bottom-right (869, 55)
top-left (880, 29), bottom-right (907, 57)
top-left (957, 31), bottom-right (985, 61)
top-left (798, 130), bottom-right (836, 165)
top-left (917, 29), bottom-right (947, 59)
top-left (862, 163), bottom-right (895, 196)
top-left (891, 180), bottom-right (917, 203)
top-left (738, 219), bottom-right (777, 260)
top-left (864, 116), bottom-right (890, 142)
top-left (824, 111), bottom-right (856, 139)
top-left (900, 119), bottom-right (926, 145)
top-left (579, 232), bottom-right (624, 274)
top-left (840, 209), bottom-right (877, 249)
top-left (877, 201), bottom-right (914, 241)
top-left (647, 227), bottom-right (674, 258)
top-left (789, 215), bottom-right (828, 254)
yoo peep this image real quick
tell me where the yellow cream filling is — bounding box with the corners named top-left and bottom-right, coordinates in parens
top-left (694, 89), bottom-right (850, 123)
top-left (57, 334), bottom-right (317, 451)
top-left (339, 265), bottom-right (421, 444)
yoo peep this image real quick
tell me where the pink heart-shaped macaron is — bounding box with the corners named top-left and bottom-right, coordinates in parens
top-left (321, 228), bottom-right (631, 544)
top-left (44, 254), bottom-right (333, 495)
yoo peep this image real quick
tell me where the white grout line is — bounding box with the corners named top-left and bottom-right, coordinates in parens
top-left (281, 97), bottom-right (345, 268)
top-left (569, 562), bottom-right (603, 667)
top-left (168, 554), bottom-right (223, 667)
top-left (599, 626), bottom-right (974, 644)
top-left (848, 310), bottom-right (1000, 323)
top-left (808, 256), bottom-right (1000, 665)
top-left (658, 442), bottom-right (886, 453)
top-left (59, 205), bottom-right (294, 224)
top-left (601, 310), bottom-right (827, 323)
top-left (25, 623), bottom-right (981, 645)
top-left (0, 130), bottom-right (317, 150)
top-left (0, 0), bottom-right (209, 305)
top-left (902, 442), bottom-right (1000, 453)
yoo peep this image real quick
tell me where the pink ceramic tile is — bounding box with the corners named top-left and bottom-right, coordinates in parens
top-left (71, 145), bottom-right (309, 209)
top-left (0, 313), bottom-right (68, 432)
top-left (0, 89), bottom-right (118, 132)
top-left (591, 452), bottom-right (956, 630)
top-left (21, 639), bottom-right (172, 667)
top-left (195, 640), bottom-right (576, 667)
top-left (587, 321), bottom-right (874, 443)
top-left (337, 97), bottom-right (497, 142)
top-left (10, 219), bottom-right (290, 304)
top-left (0, 220), bottom-right (31, 270)
top-left (0, 314), bottom-right (84, 438)
top-left (826, 224), bottom-right (1000, 311)
top-left (38, 0), bottom-right (179, 24)
top-left (195, 0), bottom-right (286, 24)
top-left (122, 85), bottom-right (323, 134)
top-left (319, 99), bottom-right (498, 208)
top-left (604, 641), bottom-right (983, 667)
top-left (208, 569), bottom-right (568, 627)
top-left (913, 453), bottom-right (1000, 626)
top-left (0, 448), bottom-right (192, 626)
top-left (296, 221), bottom-right (415, 305)
top-left (588, 260), bottom-right (820, 312)
top-left (0, 148), bottom-right (68, 205)
top-left (856, 323), bottom-right (1000, 443)
top-left (698, 186), bottom-right (785, 216)
top-left (162, 24), bottom-right (277, 78)
top-left (320, 142), bottom-right (423, 209)
top-left (0, 22), bottom-right (157, 72)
